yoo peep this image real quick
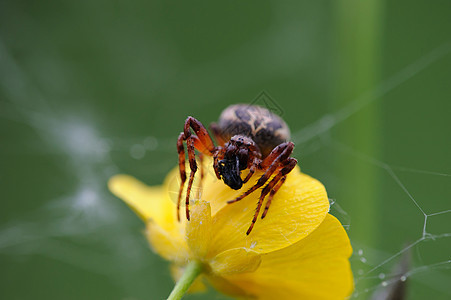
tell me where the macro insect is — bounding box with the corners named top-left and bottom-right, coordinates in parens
top-left (177, 104), bottom-right (297, 235)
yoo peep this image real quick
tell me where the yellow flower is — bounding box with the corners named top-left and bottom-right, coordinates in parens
top-left (109, 160), bottom-right (353, 299)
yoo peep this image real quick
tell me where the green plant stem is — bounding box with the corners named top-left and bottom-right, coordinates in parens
top-left (167, 261), bottom-right (203, 300)
top-left (334, 0), bottom-right (383, 245)
top-left (333, 1), bottom-right (383, 298)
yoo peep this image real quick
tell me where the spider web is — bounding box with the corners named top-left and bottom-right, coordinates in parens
top-left (289, 43), bottom-right (451, 298)
top-left (288, 43), bottom-right (451, 298)
top-left (1, 35), bottom-right (451, 300)
top-left (318, 136), bottom-right (451, 299)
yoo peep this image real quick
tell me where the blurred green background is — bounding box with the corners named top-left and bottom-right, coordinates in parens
top-left (1, 1), bottom-right (450, 299)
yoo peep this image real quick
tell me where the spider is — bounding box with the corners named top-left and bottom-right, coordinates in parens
top-left (177, 104), bottom-right (297, 235)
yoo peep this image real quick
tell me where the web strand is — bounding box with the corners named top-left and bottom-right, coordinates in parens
top-left (292, 42), bottom-right (451, 145)
top-left (1, 32), bottom-right (450, 299)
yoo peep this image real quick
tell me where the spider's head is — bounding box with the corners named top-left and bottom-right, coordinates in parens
top-left (218, 157), bottom-right (243, 190)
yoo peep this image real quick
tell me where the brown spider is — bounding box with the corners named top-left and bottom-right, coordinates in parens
top-left (177, 104), bottom-right (297, 235)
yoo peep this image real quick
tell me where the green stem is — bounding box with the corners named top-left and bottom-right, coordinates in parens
top-left (334, 0), bottom-right (383, 245)
top-left (333, 1), bottom-right (383, 299)
top-left (167, 261), bottom-right (203, 300)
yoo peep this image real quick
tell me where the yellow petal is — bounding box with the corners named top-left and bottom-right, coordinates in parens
top-left (185, 201), bottom-right (212, 259)
top-left (109, 175), bottom-right (162, 221)
top-left (209, 248), bottom-right (261, 276)
top-left (220, 214), bottom-right (354, 300)
top-left (160, 160), bottom-right (330, 256)
top-left (145, 220), bottom-right (189, 264)
top-left (206, 275), bottom-right (251, 298)
top-left (108, 174), bottom-right (182, 232)
top-left (207, 168), bottom-right (330, 256)
top-left (161, 159), bottom-right (329, 257)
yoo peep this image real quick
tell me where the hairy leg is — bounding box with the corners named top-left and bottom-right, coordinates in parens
top-left (261, 177), bottom-right (285, 219)
top-left (246, 157), bottom-right (297, 235)
top-left (228, 142), bottom-right (294, 204)
top-left (261, 158), bottom-right (297, 219)
top-left (185, 137), bottom-right (198, 220)
top-left (184, 117), bottom-right (215, 152)
top-left (177, 116), bottom-right (217, 221)
top-left (242, 156), bottom-right (259, 183)
top-left (176, 133), bottom-right (187, 221)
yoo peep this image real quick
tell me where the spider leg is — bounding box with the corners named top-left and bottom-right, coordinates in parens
top-left (177, 117), bottom-right (217, 221)
top-left (185, 137), bottom-right (198, 220)
top-left (261, 157), bottom-right (297, 219)
top-left (176, 133), bottom-right (187, 221)
top-left (190, 135), bottom-right (212, 155)
top-left (246, 157), bottom-right (297, 234)
top-left (260, 142), bottom-right (290, 168)
top-left (184, 117), bottom-right (215, 152)
top-left (261, 177), bottom-right (285, 219)
top-left (242, 156), bottom-right (259, 183)
top-left (242, 143), bottom-right (262, 183)
top-left (228, 142), bottom-right (294, 204)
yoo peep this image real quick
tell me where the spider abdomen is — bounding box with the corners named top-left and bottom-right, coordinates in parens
top-left (217, 104), bottom-right (290, 157)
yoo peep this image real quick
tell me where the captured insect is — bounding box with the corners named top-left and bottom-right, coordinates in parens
top-left (177, 104), bottom-right (297, 235)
